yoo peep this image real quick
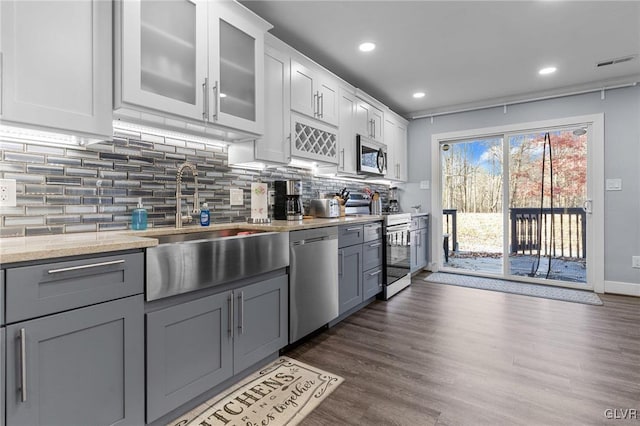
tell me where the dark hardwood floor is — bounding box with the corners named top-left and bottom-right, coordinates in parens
top-left (286, 272), bottom-right (640, 425)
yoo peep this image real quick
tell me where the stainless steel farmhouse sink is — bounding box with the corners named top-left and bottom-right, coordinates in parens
top-left (146, 229), bottom-right (289, 301)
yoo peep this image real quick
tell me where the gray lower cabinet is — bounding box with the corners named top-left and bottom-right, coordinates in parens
top-left (5, 295), bottom-right (144, 426)
top-left (419, 226), bottom-right (429, 268)
top-left (146, 274), bottom-right (288, 423)
top-left (233, 275), bottom-right (288, 374)
top-left (1, 327), bottom-right (4, 426)
top-left (338, 244), bottom-right (363, 314)
top-left (410, 216), bottom-right (429, 272)
top-left (146, 291), bottom-right (233, 423)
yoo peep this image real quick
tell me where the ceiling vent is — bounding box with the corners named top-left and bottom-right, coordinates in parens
top-left (596, 55), bottom-right (637, 68)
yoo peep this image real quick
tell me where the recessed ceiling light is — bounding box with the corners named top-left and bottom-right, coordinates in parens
top-left (413, 92), bottom-right (426, 98)
top-left (358, 42), bottom-right (376, 52)
top-left (539, 66), bottom-right (557, 75)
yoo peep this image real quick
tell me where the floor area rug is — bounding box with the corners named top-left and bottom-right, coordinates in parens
top-left (425, 272), bottom-right (603, 305)
top-left (167, 356), bottom-right (343, 426)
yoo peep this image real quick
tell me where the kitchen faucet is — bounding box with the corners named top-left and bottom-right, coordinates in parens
top-left (175, 162), bottom-right (199, 228)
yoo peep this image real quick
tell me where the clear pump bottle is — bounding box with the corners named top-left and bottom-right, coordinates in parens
top-left (131, 197), bottom-right (147, 230)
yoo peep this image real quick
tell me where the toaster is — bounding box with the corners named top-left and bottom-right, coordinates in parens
top-left (309, 198), bottom-right (340, 218)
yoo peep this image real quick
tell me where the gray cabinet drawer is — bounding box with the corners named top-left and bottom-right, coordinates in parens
top-left (411, 217), bottom-right (420, 230)
top-left (363, 222), bottom-right (383, 242)
top-left (363, 266), bottom-right (383, 299)
top-left (338, 224), bottom-right (364, 248)
top-left (5, 252), bottom-right (143, 323)
top-left (362, 239), bottom-right (383, 271)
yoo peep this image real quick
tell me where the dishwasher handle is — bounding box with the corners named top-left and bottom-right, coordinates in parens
top-left (291, 235), bottom-right (336, 246)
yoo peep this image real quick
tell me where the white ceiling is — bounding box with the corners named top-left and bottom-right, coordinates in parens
top-left (239, 0), bottom-right (640, 118)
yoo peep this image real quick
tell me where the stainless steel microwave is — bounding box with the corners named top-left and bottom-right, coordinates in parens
top-left (356, 134), bottom-right (387, 176)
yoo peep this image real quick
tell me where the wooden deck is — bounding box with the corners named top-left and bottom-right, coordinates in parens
top-left (285, 272), bottom-right (640, 425)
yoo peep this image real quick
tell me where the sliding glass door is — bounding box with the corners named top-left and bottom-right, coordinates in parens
top-left (507, 129), bottom-right (587, 283)
top-left (439, 124), bottom-right (591, 288)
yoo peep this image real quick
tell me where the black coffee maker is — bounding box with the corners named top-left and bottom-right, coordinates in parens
top-left (274, 180), bottom-right (303, 220)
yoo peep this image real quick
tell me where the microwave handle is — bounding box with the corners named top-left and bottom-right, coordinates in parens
top-left (377, 148), bottom-right (385, 174)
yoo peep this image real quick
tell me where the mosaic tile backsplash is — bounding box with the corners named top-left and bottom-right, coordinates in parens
top-left (0, 130), bottom-right (388, 237)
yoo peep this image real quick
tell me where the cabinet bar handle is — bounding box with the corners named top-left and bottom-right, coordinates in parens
top-left (228, 293), bottom-right (233, 337)
top-left (238, 292), bottom-right (244, 334)
top-left (319, 93), bottom-right (324, 118)
top-left (346, 227), bottom-right (361, 232)
top-left (212, 80), bottom-right (219, 121)
top-left (202, 77), bottom-right (209, 120)
top-left (47, 259), bottom-right (125, 274)
top-left (19, 328), bottom-right (27, 403)
top-left (340, 148), bottom-right (345, 170)
top-left (368, 242), bottom-right (382, 248)
top-left (313, 92), bottom-right (318, 117)
top-left (369, 270), bottom-right (382, 276)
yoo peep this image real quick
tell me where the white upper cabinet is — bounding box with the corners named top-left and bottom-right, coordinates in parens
top-left (207, 1), bottom-right (268, 135)
top-left (384, 116), bottom-right (396, 180)
top-left (228, 43), bottom-right (290, 166)
top-left (290, 59), bottom-right (338, 127)
top-left (0, 0), bottom-right (113, 139)
top-left (384, 112), bottom-right (408, 182)
top-left (117, 0), bottom-right (208, 120)
top-left (355, 97), bottom-right (384, 143)
top-left (396, 121), bottom-right (408, 181)
top-left (115, 0), bottom-right (270, 137)
top-left (337, 87), bottom-right (357, 174)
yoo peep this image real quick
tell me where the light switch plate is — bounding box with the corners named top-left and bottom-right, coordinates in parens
top-left (605, 178), bottom-right (622, 191)
top-left (0, 178), bottom-right (17, 207)
top-left (230, 188), bottom-right (243, 205)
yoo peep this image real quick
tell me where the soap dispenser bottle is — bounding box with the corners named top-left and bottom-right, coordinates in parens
top-left (200, 201), bottom-right (210, 226)
top-left (131, 197), bottom-right (148, 230)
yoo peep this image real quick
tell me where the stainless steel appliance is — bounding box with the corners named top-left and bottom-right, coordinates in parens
top-left (289, 227), bottom-right (339, 343)
top-left (274, 180), bottom-right (303, 220)
top-left (383, 213), bottom-right (412, 299)
top-left (309, 198), bottom-right (340, 218)
top-left (357, 134), bottom-right (387, 176)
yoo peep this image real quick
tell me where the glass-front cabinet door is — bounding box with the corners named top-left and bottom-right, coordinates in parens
top-left (120, 0), bottom-right (208, 119)
top-left (207, 1), bottom-right (268, 135)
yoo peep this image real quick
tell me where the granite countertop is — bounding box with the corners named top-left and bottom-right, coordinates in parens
top-left (0, 215), bottom-right (383, 264)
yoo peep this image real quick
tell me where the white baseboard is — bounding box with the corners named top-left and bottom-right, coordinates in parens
top-left (604, 280), bottom-right (640, 297)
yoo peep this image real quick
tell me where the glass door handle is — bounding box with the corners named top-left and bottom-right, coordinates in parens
top-left (202, 78), bottom-right (209, 120)
top-left (211, 80), bottom-right (219, 122)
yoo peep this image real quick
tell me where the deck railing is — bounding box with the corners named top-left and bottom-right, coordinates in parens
top-left (509, 207), bottom-right (586, 258)
top-left (443, 209), bottom-right (458, 254)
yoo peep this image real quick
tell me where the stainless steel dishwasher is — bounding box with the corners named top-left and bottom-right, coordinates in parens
top-left (289, 226), bottom-right (339, 343)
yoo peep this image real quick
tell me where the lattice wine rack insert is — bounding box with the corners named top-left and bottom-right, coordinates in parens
top-left (293, 121), bottom-right (337, 162)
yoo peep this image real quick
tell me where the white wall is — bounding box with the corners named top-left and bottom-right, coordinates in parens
top-left (404, 85), bottom-right (640, 289)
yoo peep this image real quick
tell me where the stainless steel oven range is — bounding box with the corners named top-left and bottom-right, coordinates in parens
top-left (383, 213), bottom-right (412, 299)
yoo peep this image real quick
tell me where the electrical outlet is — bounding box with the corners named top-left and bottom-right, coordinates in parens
top-left (0, 179), bottom-right (17, 207)
top-left (632, 256), bottom-right (640, 269)
top-left (230, 188), bottom-right (243, 206)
